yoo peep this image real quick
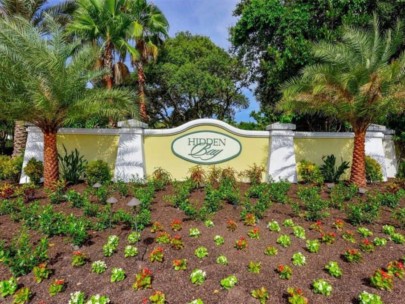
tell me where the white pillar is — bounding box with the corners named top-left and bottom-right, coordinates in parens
top-left (20, 126), bottom-right (44, 184)
top-left (365, 124), bottom-right (388, 181)
top-left (267, 123), bottom-right (297, 182)
top-left (382, 129), bottom-right (398, 178)
top-left (114, 119), bottom-right (147, 182)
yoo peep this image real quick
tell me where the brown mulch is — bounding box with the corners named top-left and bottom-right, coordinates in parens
top-left (0, 182), bottom-right (404, 304)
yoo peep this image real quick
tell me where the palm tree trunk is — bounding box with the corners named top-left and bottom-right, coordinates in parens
top-left (349, 129), bottom-right (367, 187)
top-left (136, 61), bottom-right (148, 122)
top-left (12, 120), bottom-right (27, 157)
top-left (43, 130), bottom-right (59, 188)
top-left (104, 41), bottom-right (113, 89)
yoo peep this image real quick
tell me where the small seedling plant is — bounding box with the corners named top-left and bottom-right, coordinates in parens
top-left (149, 290), bottom-right (166, 304)
top-left (267, 220), bottom-right (281, 232)
top-left (264, 246), bottom-right (278, 256)
top-left (133, 268), bottom-right (153, 290)
top-left (172, 259), bottom-right (187, 271)
top-left (244, 213), bottom-right (256, 226)
top-left (344, 249), bottom-right (362, 263)
top-left (189, 227), bottom-right (201, 237)
top-left (387, 260), bottom-right (405, 278)
top-left (86, 294), bottom-right (110, 304)
top-left (71, 251), bottom-right (87, 267)
top-left (324, 261), bottom-right (342, 278)
top-left (312, 279), bottom-right (332, 296)
top-left (190, 269), bottom-right (206, 285)
top-left (149, 247), bottom-right (164, 262)
top-left (382, 225), bottom-right (395, 236)
top-left (358, 291), bottom-right (383, 304)
top-left (251, 287), bottom-right (269, 304)
top-left (391, 233), bottom-right (405, 244)
top-left (306, 239), bottom-right (320, 253)
top-left (103, 235), bottom-right (119, 257)
top-left (13, 287), bottom-right (31, 304)
top-left (370, 269), bottom-right (394, 290)
top-left (277, 235), bottom-right (291, 248)
top-left (360, 239), bottom-right (375, 253)
top-left (248, 227), bottom-right (260, 239)
top-left (33, 263), bottom-right (52, 283)
top-left (68, 291), bottom-right (85, 304)
top-left (283, 219), bottom-right (295, 227)
top-left (357, 227), bottom-right (373, 238)
top-left (287, 287), bottom-right (308, 304)
top-left (214, 235), bottom-right (225, 246)
top-left (342, 230), bottom-right (356, 243)
top-left (49, 279), bottom-right (66, 296)
top-left (124, 245), bottom-right (138, 258)
top-left (247, 261), bottom-right (261, 273)
top-left (216, 255), bottom-right (228, 265)
top-left (333, 219), bottom-right (344, 230)
top-left (204, 219), bottom-right (214, 227)
top-left (227, 219), bottom-right (238, 231)
top-left (194, 246), bottom-right (209, 259)
top-left (91, 261), bottom-right (107, 274)
top-left (171, 219), bottom-right (182, 231)
top-left (373, 237), bottom-right (387, 247)
top-left (151, 222), bottom-right (164, 233)
top-left (127, 231), bottom-right (141, 244)
top-left (321, 232), bottom-right (336, 244)
top-left (235, 237), bottom-right (248, 250)
top-left (220, 275), bottom-right (238, 290)
top-left (0, 277), bottom-right (18, 297)
top-left (170, 235), bottom-right (184, 250)
top-left (155, 232), bottom-right (171, 244)
top-left (292, 226), bottom-right (306, 239)
top-left (110, 268), bottom-right (126, 283)
top-left (277, 265), bottom-right (292, 280)
top-left (292, 252), bottom-right (306, 266)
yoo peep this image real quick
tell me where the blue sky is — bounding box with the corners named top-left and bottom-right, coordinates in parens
top-left (153, 0), bottom-right (259, 122)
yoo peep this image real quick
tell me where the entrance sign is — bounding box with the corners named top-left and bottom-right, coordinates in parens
top-left (171, 131), bottom-right (242, 164)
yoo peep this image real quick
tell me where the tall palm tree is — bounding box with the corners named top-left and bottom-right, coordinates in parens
top-left (68, 0), bottom-right (131, 90)
top-left (0, 16), bottom-right (134, 188)
top-left (0, 0), bottom-right (77, 157)
top-left (279, 17), bottom-right (405, 187)
top-left (125, 0), bottom-right (168, 121)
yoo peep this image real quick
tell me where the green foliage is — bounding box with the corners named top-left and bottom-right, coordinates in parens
top-left (320, 155), bottom-right (349, 183)
top-left (312, 279), bottom-right (333, 296)
top-left (346, 197), bottom-right (380, 225)
top-left (24, 158), bottom-right (43, 185)
top-left (392, 208), bottom-right (405, 228)
top-left (324, 261), bottom-right (342, 278)
top-left (297, 160), bottom-right (323, 184)
top-left (58, 145), bottom-right (87, 184)
top-left (378, 191), bottom-right (402, 208)
top-left (92, 261), bottom-right (107, 274)
top-left (297, 187), bottom-right (329, 221)
top-left (66, 190), bottom-right (86, 208)
top-left (330, 183), bottom-right (358, 209)
top-left (358, 291), bottom-right (383, 304)
top-left (110, 268), bottom-right (126, 283)
top-left (0, 229), bottom-right (48, 277)
top-left (220, 275), bottom-right (238, 290)
top-left (397, 159), bottom-right (405, 178)
top-left (267, 181), bottom-right (290, 204)
top-left (85, 160), bottom-right (112, 185)
top-left (365, 157), bottom-right (383, 183)
top-left (306, 239), bottom-right (320, 253)
top-left (0, 277), bottom-right (18, 297)
top-left (12, 287), bottom-right (31, 304)
top-left (241, 163), bottom-right (264, 184)
top-left (146, 32), bottom-right (248, 127)
top-left (0, 155), bottom-right (22, 182)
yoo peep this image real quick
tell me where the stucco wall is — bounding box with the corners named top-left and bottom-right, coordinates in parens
top-left (57, 134), bottom-right (120, 170)
top-left (294, 137), bottom-right (354, 180)
top-left (144, 125), bottom-right (269, 180)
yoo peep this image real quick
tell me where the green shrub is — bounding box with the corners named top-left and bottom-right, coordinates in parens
top-left (240, 163), bottom-right (264, 185)
top-left (346, 197), bottom-right (380, 225)
top-left (378, 191), bottom-right (402, 208)
top-left (0, 155), bottom-right (23, 182)
top-left (320, 154), bottom-right (350, 182)
top-left (24, 158), bottom-right (43, 184)
top-left (297, 160), bottom-right (324, 184)
top-left (298, 187), bottom-right (329, 221)
top-left (268, 181), bottom-right (290, 203)
top-left (365, 156), bottom-right (383, 183)
top-left (392, 208), bottom-right (405, 228)
top-left (330, 183), bottom-right (358, 209)
top-left (397, 159), bottom-right (405, 178)
top-left (58, 145), bottom-right (87, 184)
top-left (85, 160), bottom-right (111, 185)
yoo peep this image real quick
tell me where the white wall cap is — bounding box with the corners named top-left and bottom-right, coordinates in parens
top-left (118, 119), bottom-right (148, 129)
top-left (266, 122), bottom-right (296, 131)
top-left (367, 124), bottom-right (386, 132)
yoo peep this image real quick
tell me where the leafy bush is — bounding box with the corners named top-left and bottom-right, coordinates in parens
top-left (320, 154), bottom-right (349, 182)
top-left (346, 197), bottom-right (380, 225)
top-left (24, 158), bottom-right (43, 184)
top-left (298, 187), bottom-right (329, 221)
top-left (268, 181), bottom-right (290, 203)
top-left (297, 160), bottom-right (324, 184)
top-left (150, 167), bottom-right (172, 190)
top-left (0, 229), bottom-right (48, 277)
top-left (58, 145), bottom-right (87, 184)
top-left (397, 159), bottom-right (405, 178)
top-left (240, 163), bottom-right (264, 184)
top-left (365, 156), bottom-right (383, 183)
top-left (392, 208), bottom-right (405, 228)
top-left (85, 160), bottom-right (111, 185)
top-left (330, 183), bottom-right (358, 209)
top-left (0, 155), bottom-right (23, 182)
top-left (188, 165), bottom-right (206, 188)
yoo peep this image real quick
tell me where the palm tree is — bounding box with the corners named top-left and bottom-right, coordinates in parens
top-left (68, 0), bottom-right (131, 90)
top-left (0, 0), bottom-right (77, 157)
top-left (279, 17), bottom-right (405, 187)
top-left (125, 0), bottom-right (168, 121)
top-left (0, 16), bottom-right (134, 188)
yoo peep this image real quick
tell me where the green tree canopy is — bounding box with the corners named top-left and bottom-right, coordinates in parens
top-left (145, 32), bottom-right (249, 127)
top-left (279, 17), bottom-right (405, 187)
top-left (0, 16), bottom-right (134, 187)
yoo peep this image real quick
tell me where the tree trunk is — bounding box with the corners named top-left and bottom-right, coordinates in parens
top-left (349, 129), bottom-right (367, 187)
top-left (104, 41), bottom-right (113, 89)
top-left (12, 120), bottom-right (27, 157)
top-left (43, 130), bottom-right (59, 189)
top-left (136, 61), bottom-right (148, 122)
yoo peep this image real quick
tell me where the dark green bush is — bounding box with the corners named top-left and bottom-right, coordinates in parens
top-left (365, 156), bottom-right (383, 183)
top-left (85, 160), bottom-right (111, 185)
top-left (346, 196), bottom-right (380, 225)
top-left (58, 145), bottom-right (87, 184)
top-left (392, 208), bottom-right (405, 228)
top-left (0, 155), bottom-right (23, 182)
top-left (268, 181), bottom-right (290, 204)
top-left (320, 154), bottom-right (350, 182)
top-left (65, 190), bottom-right (85, 208)
top-left (397, 159), bottom-right (405, 179)
top-left (378, 191), bottom-right (402, 208)
top-left (298, 187), bottom-right (329, 221)
top-left (24, 158), bottom-right (43, 184)
top-left (330, 183), bottom-right (358, 209)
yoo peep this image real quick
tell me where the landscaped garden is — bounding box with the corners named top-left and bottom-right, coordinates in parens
top-left (0, 161), bottom-right (405, 304)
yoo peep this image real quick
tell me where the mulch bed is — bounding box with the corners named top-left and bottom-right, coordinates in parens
top-left (0, 182), bottom-right (404, 304)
